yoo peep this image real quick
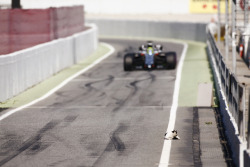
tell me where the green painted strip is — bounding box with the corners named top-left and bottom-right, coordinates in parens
top-left (0, 43), bottom-right (110, 108)
top-left (178, 42), bottom-right (215, 106)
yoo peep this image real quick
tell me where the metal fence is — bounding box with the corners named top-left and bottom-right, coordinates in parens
top-left (207, 28), bottom-right (249, 167)
top-left (222, 0), bottom-right (250, 70)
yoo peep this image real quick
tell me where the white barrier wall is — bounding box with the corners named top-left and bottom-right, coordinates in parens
top-left (87, 19), bottom-right (207, 42)
top-left (74, 27), bottom-right (98, 63)
top-left (0, 24), bottom-right (98, 102)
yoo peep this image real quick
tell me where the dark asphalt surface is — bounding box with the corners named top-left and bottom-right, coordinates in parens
top-left (0, 39), bottom-right (191, 167)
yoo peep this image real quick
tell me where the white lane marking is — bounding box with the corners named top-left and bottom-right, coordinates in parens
top-left (0, 43), bottom-right (115, 121)
top-left (158, 42), bottom-right (188, 167)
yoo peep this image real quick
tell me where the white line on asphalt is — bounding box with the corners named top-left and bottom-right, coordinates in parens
top-left (158, 42), bottom-right (188, 167)
top-left (0, 43), bottom-right (115, 121)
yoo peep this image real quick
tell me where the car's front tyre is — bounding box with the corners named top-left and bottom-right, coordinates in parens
top-left (124, 54), bottom-right (134, 71)
top-left (165, 52), bottom-right (177, 69)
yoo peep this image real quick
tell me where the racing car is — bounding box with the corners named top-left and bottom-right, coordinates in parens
top-left (124, 41), bottom-right (177, 71)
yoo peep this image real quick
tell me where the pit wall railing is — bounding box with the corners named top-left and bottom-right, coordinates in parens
top-left (207, 29), bottom-right (250, 167)
top-left (0, 24), bottom-right (98, 103)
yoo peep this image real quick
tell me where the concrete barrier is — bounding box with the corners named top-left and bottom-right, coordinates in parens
top-left (0, 24), bottom-right (98, 102)
top-left (86, 19), bottom-right (207, 42)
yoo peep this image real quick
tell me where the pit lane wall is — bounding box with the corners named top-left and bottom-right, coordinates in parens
top-left (0, 24), bottom-right (98, 103)
top-left (87, 19), bottom-right (207, 42)
top-left (207, 30), bottom-right (250, 167)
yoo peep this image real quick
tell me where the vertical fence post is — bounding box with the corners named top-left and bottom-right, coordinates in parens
top-left (244, 0), bottom-right (248, 28)
top-left (218, 0), bottom-right (221, 46)
top-left (239, 84), bottom-right (246, 140)
top-left (225, 0), bottom-right (229, 62)
top-left (248, 87), bottom-right (250, 149)
top-left (244, 0), bottom-right (250, 68)
top-left (243, 84), bottom-right (246, 141)
top-left (232, 0), bottom-right (237, 74)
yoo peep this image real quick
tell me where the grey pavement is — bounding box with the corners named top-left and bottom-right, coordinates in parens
top-left (199, 108), bottom-right (228, 167)
top-left (170, 107), bottom-right (229, 167)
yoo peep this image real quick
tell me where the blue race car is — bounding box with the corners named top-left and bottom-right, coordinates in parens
top-left (124, 41), bottom-right (177, 71)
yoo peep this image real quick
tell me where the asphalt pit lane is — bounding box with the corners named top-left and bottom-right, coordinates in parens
top-left (110, 135), bottom-right (125, 152)
top-left (0, 121), bottom-right (58, 166)
top-left (31, 144), bottom-right (40, 151)
top-left (108, 123), bottom-right (128, 152)
top-left (26, 142), bottom-right (50, 155)
top-left (64, 115), bottom-right (77, 122)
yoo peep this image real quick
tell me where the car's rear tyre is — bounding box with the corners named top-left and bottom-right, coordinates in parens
top-left (124, 54), bottom-right (134, 71)
top-left (166, 52), bottom-right (177, 69)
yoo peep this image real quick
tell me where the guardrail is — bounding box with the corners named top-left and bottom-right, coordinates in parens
top-left (207, 29), bottom-right (249, 167)
top-left (0, 24), bottom-right (98, 103)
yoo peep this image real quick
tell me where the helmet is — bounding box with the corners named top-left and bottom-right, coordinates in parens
top-left (147, 41), bottom-right (153, 48)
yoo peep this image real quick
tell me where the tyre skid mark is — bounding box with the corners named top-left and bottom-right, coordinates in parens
top-left (0, 120), bottom-right (59, 166)
top-left (91, 123), bottom-right (128, 167)
top-left (0, 114), bottom-right (77, 166)
top-left (112, 73), bottom-right (155, 112)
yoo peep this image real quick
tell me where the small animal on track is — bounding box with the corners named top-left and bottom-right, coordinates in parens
top-left (164, 130), bottom-right (180, 140)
